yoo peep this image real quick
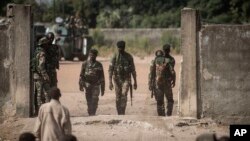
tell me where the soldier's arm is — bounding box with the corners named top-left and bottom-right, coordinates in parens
top-left (170, 57), bottom-right (176, 83)
top-left (168, 63), bottom-right (176, 87)
top-left (100, 63), bottom-right (105, 95)
top-left (79, 62), bottom-right (86, 89)
top-left (171, 56), bottom-right (175, 68)
top-left (55, 45), bottom-right (60, 69)
top-left (108, 55), bottom-right (115, 83)
top-left (37, 51), bottom-right (49, 82)
top-left (148, 60), bottom-right (155, 89)
top-left (108, 55), bottom-right (116, 90)
top-left (130, 55), bottom-right (137, 89)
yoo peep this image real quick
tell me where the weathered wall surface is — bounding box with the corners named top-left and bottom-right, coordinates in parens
top-left (199, 25), bottom-right (250, 124)
top-left (8, 4), bottom-right (32, 117)
top-left (0, 4), bottom-right (32, 123)
top-left (0, 24), bottom-right (14, 123)
top-left (179, 8), bottom-right (200, 118)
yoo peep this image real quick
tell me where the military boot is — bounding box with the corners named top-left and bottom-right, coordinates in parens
top-left (120, 108), bottom-right (125, 115)
top-left (167, 101), bottom-right (174, 116)
top-left (166, 111), bottom-right (172, 116)
top-left (117, 108), bottom-right (125, 115)
top-left (157, 107), bottom-right (165, 116)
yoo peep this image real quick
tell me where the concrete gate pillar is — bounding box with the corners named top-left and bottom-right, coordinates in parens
top-left (179, 8), bottom-right (200, 118)
top-left (7, 4), bottom-right (32, 117)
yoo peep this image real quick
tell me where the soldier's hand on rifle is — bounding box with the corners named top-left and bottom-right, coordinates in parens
top-left (109, 82), bottom-right (113, 90)
top-left (133, 82), bottom-right (137, 90)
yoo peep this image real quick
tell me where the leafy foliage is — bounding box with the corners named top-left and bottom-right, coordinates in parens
top-left (1, 0), bottom-right (250, 27)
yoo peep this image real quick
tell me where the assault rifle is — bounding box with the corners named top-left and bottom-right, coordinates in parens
top-left (150, 81), bottom-right (156, 99)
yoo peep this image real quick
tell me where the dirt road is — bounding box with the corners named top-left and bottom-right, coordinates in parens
top-left (0, 55), bottom-right (229, 141)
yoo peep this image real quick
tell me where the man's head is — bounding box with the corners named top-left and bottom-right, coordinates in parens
top-left (89, 49), bottom-right (98, 61)
top-left (155, 50), bottom-right (164, 57)
top-left (46, 32), bottom-right (55, 44)
top-left (162, 44), bottom-right (171, 54)
top-left (19, 132), bottom-right (36, 141)
top-left (117, 40), bottom-right (125, 53)
top-left (196, 133), bottom-right (217, 141)
top-left (38, 37), bottom-right (49, 48)
top-left (49, 87), bottom-right (61, 100)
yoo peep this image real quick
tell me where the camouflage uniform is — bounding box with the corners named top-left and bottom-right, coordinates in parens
top-left (32, 37), bottom-right (51, 114)
top-left (47, 43), bottom-right (60, 87)
top-left (109, 49), bottom-right (137, 115)
top-left (46, 32), bottom-right (60, 87)
top-left (163, 44), bottom-right (176, 116)
top-left (79, 50), bottom-right (105, 116)
top-left (149, 50), bottom-right (175, 116)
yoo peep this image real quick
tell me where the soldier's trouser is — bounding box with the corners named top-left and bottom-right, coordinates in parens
top-left (155, 83), bottom-right (174, 116)
top-left (85, 85), bottom-right (100, 116)
top-left (48, 70), bottom-right (58, 87)
top-left (34, 80), bottom-right (51, 113)
top-left (114, 80), bottom-right (130, 115)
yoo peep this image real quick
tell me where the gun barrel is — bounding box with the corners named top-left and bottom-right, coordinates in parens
top-left (130, 84), bottom-right (133, 106)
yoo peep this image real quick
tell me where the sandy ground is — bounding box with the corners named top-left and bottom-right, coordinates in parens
top-left (0, 55), bottom-right (229, 141)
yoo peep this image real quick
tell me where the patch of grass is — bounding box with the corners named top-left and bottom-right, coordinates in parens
top-left (90, 30), bottom-right (180, 58)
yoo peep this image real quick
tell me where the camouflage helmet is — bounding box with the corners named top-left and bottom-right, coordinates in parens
top-left (155, 50), bottom-right (164, 57)
top-left (117, 40), bottom-right (125, 48)
top-left (38, 37), bottom-right (49, 46)
top-left (89, 48), bottom-right (98, 56)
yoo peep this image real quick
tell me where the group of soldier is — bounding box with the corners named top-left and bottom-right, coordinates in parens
top-left (32, 33), bottom-right (60, 115)
top-left (79, 40), bottom-right (176, 117)
top-left (32, 35), bottom-right (176, 117)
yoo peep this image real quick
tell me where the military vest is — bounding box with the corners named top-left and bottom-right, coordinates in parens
top-left (84, 61), bottom-right (102, 85)
top-left (113, 53), bottom-right (133, 80)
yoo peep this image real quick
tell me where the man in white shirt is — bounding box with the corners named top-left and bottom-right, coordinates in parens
top-left (34, 87), bottom-right (72, 141)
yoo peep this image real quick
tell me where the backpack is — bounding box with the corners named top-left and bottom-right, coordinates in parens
top-left (154, 56), bottom-right (168, 85)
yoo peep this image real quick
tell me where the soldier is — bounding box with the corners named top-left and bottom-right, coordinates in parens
top-left (163, 44), bottom-right (176, 87)
top-left (163, 44), bottom-right (176, 116)
top-left (148, 49), bottom-right (175, 116)
top-left (46, 32), bottom-right (60, 87)
top-left (79, 49), bottom-right (105, 116)
top-left (32, 37), bottom-right (51, 115)
top-left (109, 40), bottom-right (137, 115)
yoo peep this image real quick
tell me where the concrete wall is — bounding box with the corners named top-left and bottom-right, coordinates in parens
top-left (0, 24), bottom-right (14, 123)
top-left (8, 4), bottom-right (32, 117)
top-left (180, 8), bottom-right (250, 124)
top-left (179, 8), bottom-right (200, 118)
top-left (199, 25), bottom-right (250, 124)
top-left (0, 4), bottom-right (32, 122)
